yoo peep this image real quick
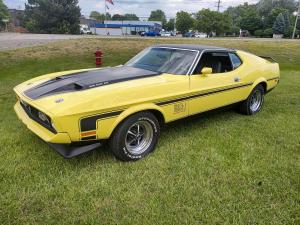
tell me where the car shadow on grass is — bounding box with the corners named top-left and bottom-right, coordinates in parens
top-left (58, 104), bottom-right (240, 165)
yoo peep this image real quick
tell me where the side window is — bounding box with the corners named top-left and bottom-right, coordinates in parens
top-left (193, 52), bottom-right (233, 74)
top-left (229, 53), bottom-right (242, 69)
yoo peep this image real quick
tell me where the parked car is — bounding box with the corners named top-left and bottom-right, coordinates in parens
top-left (195, 33), bottom-right (207, 38)
top-left (160, 31), bottom-right (172, 37)
top-left (141, 31), bottom-right (161, 37)
top-left (183, 32), bottom-right (195, 37)
top-left (14, 44), bottom-right (280, 161)
top-left (80, 25), bottom-right (92, 35)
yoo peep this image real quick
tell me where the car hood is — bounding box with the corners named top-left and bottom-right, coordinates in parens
top-left (23, 66), bottom-right (161, 100)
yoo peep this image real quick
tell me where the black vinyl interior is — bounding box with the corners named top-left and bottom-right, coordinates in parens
top-left (193, 52), bottom-right (233, 74)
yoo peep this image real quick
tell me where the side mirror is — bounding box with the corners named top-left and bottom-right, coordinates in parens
top-left (201, 67), bottom-right (213, 75)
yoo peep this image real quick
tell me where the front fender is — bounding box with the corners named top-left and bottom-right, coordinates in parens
top-left (97, 103), bottom-right (166, 139)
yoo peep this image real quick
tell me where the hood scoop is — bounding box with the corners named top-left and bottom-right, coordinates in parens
top-left (24, 66), bottom-right (160, 100)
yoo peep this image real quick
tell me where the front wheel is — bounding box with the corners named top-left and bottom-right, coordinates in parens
top-left (238, 84), bottom-right (265, 115)
top-left (109, 112), bottom-right (160, 161)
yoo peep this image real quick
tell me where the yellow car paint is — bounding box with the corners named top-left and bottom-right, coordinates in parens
top-left (14, 50), bottom-right (280, 144)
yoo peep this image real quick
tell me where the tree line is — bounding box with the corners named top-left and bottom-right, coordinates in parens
top-left (175, 0), bottom-right (299, 37)
top-left (0, 0), bottom-right (299, 37)
top-left (0, 0), bottom-right (9, 28)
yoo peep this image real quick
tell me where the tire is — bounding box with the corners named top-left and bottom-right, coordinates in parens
top-left (109, 112), bottom-right (160, 161)
top-left (238, 84), bottom-right (265, 115)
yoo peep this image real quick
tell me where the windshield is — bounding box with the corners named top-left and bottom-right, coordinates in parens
top-left (125, 47), bottom-right (198, 75)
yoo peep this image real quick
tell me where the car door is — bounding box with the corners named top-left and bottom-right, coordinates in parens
top-left (188, 51), bottom-right (247, 116)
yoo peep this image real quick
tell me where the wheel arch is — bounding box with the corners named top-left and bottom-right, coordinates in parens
top-left (251, 78), bottom-right (268, 94)
top-left (108, 104), bottom-right (166, 138)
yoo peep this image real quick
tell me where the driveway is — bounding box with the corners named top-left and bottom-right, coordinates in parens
top-left (0, 33), bottom-right (85, 51)
top-left (1, 32), bottom-right (297, 51)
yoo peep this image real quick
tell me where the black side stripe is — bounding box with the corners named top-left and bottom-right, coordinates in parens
top-left (267, 77), bottom-right (280, 81)
top-left (81, 136), bottom-right (97, 141)
top-left (157, 83), bottom-right (253, 106)
top-left (79, 82), bottom-right (256, 132)
top-left (80, 110), bottom-right (123, 132)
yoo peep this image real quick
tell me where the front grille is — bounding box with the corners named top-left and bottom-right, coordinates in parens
top-left (20, 100), bottom-right (57, 134)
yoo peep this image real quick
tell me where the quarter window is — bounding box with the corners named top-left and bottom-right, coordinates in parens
top-left (229, 53), bottom-right (242, 69)
top-left (193, 52), bottom-right (233, 74)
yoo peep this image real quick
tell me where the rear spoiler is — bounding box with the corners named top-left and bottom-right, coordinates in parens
top-left (259, 56), bottom-right (277, 63)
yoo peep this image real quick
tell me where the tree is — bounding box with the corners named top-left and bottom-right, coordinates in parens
top-left (124, 14), bottom-right (139, 21)
top-left (90, 11), bottom-right (111, 21)
top-left (111, 13), bottom-right (138, 21)
top-left (225, 3), bottom-right (262, 35)
top-left (239, 7), bottom-right (262, 34)
top-left (90, 11), bottom-right (103, 21)
top-left (149, 10), bottom-right (167, 28)
top-left (0, 0), bottom-right (9, 29)
top-left (273, 13), bottom-right (285, 34)
top-left (263, 28), bottom-right (273, 37)
top-left (24, 0), bottom-right (81, 34)
top-left (112, 14), bottom-right (124, 21)
top-left (254, 29), bottom-right (264, 37)
top-left (263, 7), bottom-right (289, 28)
top-left (225, 3), bottom-right (253, 29)
top-left (194, 9), bottom-right (230, 36)
top-left (176, 11), bottom-right (194, 34)
top-left (282, 11), bottom-right (292, 37)
top-left (165, 18), bottom-right (175, 31)
top-left (257, 0), bottom-right (297, 16)
top-left (273, 11), bottom-right (292, 37)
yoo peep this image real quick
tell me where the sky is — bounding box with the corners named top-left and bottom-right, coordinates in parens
top-left (4, 0), bottom-right (259, 18)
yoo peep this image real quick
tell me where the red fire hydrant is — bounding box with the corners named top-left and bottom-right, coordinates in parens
top-left (95, 48), bottom-right (103, 66)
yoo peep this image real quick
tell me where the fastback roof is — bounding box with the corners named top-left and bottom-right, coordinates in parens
top-left (153, 44), bottom-right (233, 52)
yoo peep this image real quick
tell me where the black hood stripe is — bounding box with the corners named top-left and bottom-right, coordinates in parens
top-left (24, 66), bottom-right (161, 100)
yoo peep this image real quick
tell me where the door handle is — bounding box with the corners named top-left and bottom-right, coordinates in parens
top-left (234, 77), bottom-right (241, 82)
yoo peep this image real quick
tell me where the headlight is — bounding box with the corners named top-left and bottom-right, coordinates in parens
top-left (20, 99), bottom-right (28, 107)
top-left (38, 111), bottom-right (50, 124)
top-left (51, 123), bottom-right (57, 131)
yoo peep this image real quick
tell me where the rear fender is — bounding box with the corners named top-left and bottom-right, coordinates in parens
top-left (249, 77), bottom-right (268, 95)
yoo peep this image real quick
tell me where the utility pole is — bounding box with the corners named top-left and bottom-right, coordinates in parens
top-left (217, 0), bottom-right (221, 12)
top-left (292, 1), bottom-right (300, 39)
top-left (174, 15), bottom-right (176, 33)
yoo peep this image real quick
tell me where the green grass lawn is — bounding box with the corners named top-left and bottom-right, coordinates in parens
top-left (0, 38), bottom-right (299, 224)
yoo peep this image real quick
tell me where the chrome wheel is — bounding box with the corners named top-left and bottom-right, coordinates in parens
top-left (250, 90), bottom-right (263, 112)
top-left (125, 121), bottom-right (154, 155)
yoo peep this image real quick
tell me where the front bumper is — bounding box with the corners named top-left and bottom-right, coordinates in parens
top-left (47, 142), bottom-right (102, 158)
top-left (15, 101), bottom-right (102, 158)
top-left (14, 101), bottom-right (71, 144)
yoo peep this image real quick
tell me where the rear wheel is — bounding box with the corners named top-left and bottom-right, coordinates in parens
top-left (109, 112), bottom-right (160, 161)
top-left (238, 84), bottom-right (265, 115)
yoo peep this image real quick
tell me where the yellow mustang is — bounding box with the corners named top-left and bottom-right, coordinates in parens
top-left (14, 44), bottom-right (280, 161)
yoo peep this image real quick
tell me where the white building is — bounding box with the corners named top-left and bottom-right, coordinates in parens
top-left (91, 20), bottom-right (162, 36)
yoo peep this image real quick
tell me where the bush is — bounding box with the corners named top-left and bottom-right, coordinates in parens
top-left (284, 26), bottom-right (294, 38)
top-left (263, 28), bottom-right (273, 38)
top-left (254, 29), bottom-right (263, 37)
